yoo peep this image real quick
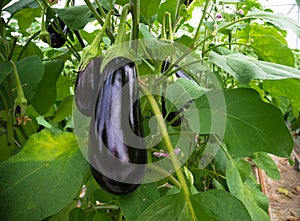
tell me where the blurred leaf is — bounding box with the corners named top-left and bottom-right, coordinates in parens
top-left (120, 183), bottom-right (160, 221)
top-left (16, 55), bottom-right (44, 101)
top-left (56, 75), bottom-right (72, 101)
top-left (69, 208), bottom-right (86, 221)
top-left (185, 88), bottom-right (293, 157)
top-left (209, 51), bottom-right (300, 84)
top-left (251, 152), bottom-right (280, 180)
top-left (247, 8), bottom-right (300, 38)
top-left (12, 42), bottom-right (43, 61)
top-left (157, 0), bottom-right (180, 25)
top-left (226, 160), bottom-right (269, 221)
top-left (140, 0), bottom-right (161, 24)
top-left (31, 59), bottom-right (64, 115)
top-left (263, 78), bottom-right (300, 117)
top-left (3, 0), bottom-right (38, 16)
top-left (52, 95), bottom-right (73, 122)
top-left (0, 130), bottom-right (89, 221)
top-left (249, 24), bottom-right (294, 66)
top-left (54, 5), bottom-right (94, 30)
top-left (0, 61), bottom-right (12, 84)
top-left (14, 7), bottom-right (40, 32)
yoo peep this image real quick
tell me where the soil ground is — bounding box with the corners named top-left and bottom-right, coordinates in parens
top-left (263, 153), bottom-right (300, 221)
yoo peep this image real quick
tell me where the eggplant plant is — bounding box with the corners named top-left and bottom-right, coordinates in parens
top-left (0, 0), bottom-right (299, 221)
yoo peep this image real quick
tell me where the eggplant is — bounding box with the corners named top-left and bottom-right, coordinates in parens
top-left (89, 57), bottom-right (147, 195)
top-left (47, 18), bottom-right (68, 48)
top-left (75, 57), bottom-right (102, 116)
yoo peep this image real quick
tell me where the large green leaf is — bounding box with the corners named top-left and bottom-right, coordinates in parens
top-left (16, 55), bottom-right (44, 102)
top-left (30, 59), bottom-right (64, 115)
top-left (120, 183), bottom-right (160, 221)
top-left (263, 78), bottom-right (300, 117)
top-left (209, 51), bottom-right (300, 84)
top-left (185, 88), bottom-right (293, 157)
top-left (226, 160), bottom-right (269, 221)
top-left (0, 130), bottom-right (89, 221)
top-left (247, 8), bottom-right (300, 38)
top-left (54, 5), bottom-right (94, 30)
top-left (249, 24), bottom-right (294, 66)
top-left (136, 190), bottom-right (251, 220)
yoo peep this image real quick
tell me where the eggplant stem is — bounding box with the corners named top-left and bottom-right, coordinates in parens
top-left (141, 85), bottom-right (197, 221)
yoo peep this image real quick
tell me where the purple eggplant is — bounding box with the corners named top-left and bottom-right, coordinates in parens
top-left (89, 57), bottom-right (147, 195)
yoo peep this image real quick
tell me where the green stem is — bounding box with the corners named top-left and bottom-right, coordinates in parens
top-left (148, 164), bottom-right (181, 189)
top-left (130, 0), bottom-right (140, 51)
top-left (84, 0), bottom-right (115, 42)
top-left (141, 85), bottom-right (197, 221)
top-left (115, 4), bottom-right (130, 45)
top-left (95, 0), bottom-right (107, 17)
top-left (192, 0), bottom-right (211, 47)
top-left (213, 134), bottom-right (232, 160)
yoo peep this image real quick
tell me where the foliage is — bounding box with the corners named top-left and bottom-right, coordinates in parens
top-left (0, 0), bottom-right (299, 220)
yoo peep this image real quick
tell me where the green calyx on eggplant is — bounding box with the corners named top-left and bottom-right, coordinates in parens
top-left (47, 18), bottom-right (68, 48)
top-left (89, 57), bottom-right (147, 195)
top-left (75, 57), bottom-right (102, 116)
top-left (161, 60), bottom-right (196, 126)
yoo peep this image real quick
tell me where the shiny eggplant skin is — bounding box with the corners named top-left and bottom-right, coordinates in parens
top-left (75, 57), bottom-right (102, 116)
top-left (47, 19), bottom-right (68, 48)
top-left (89, 57), bottom-right (147, 195)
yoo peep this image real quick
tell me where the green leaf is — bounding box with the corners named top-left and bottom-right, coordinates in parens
top-left (12, 42), bottom-right (43, 61)
top-left (120, 183), bottom-right (160, 221)
top-left (69, 208), bottom-right (86, 221)
top-left (226, 160), bottom-right (269, 221)
top-left (185, 88), bottom-right (293, 157)
top-left (56, 74), bottom-right (72, 101)
top-left (135, 191), bottom-right (190, 221)
top-left (54, 5), bottom-right (94, 30)
top-left (249, 24), bottom-right (294, 66)
top-left (30, 59), bottom-right (64, 115)
top-left (0, 61), bottom-right (12, 85)
top-left (209, 51), bottom-right (300, 84)
top-left (247, 8), bottom-right (300, 38)
top-left (191, 190), bottom-right (251, 221)
top-left (140, 0), bottom-right (161, 23)
top-left (0, 130), bottom-right (89, 221)
top-left (166, 78), bottom-right (207, 111)
top-left (136, 190), bottom-right (252, 220)
top-left (52, 95), bottom-right (74, 122)
top-left (15, 55), bottom-right (44, 101)
top-left (3, 0), bottom-right (38, 16)
top-left (263, 79), bottom-right (300, 117)
top-left (157, 0), bottom-right (180, 25)
top-left (13, 7), bottom-right (40, 32)
top-left (91, 212), bottom-right (112, 221)
top-left (251, 152), bottom-right (280, 180)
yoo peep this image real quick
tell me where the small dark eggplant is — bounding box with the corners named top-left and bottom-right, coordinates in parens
top-left (75, 57), bottom-right (102, 116)
top-left (89, 57), bottom-right (147, 195)
top-left (47, 18), bottom-right (68, 48)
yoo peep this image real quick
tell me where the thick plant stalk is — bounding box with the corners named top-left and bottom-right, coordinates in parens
top-left (130, 0), bottom-right (140, 51)
top-left (141, 85), bottom-right (197, 221)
